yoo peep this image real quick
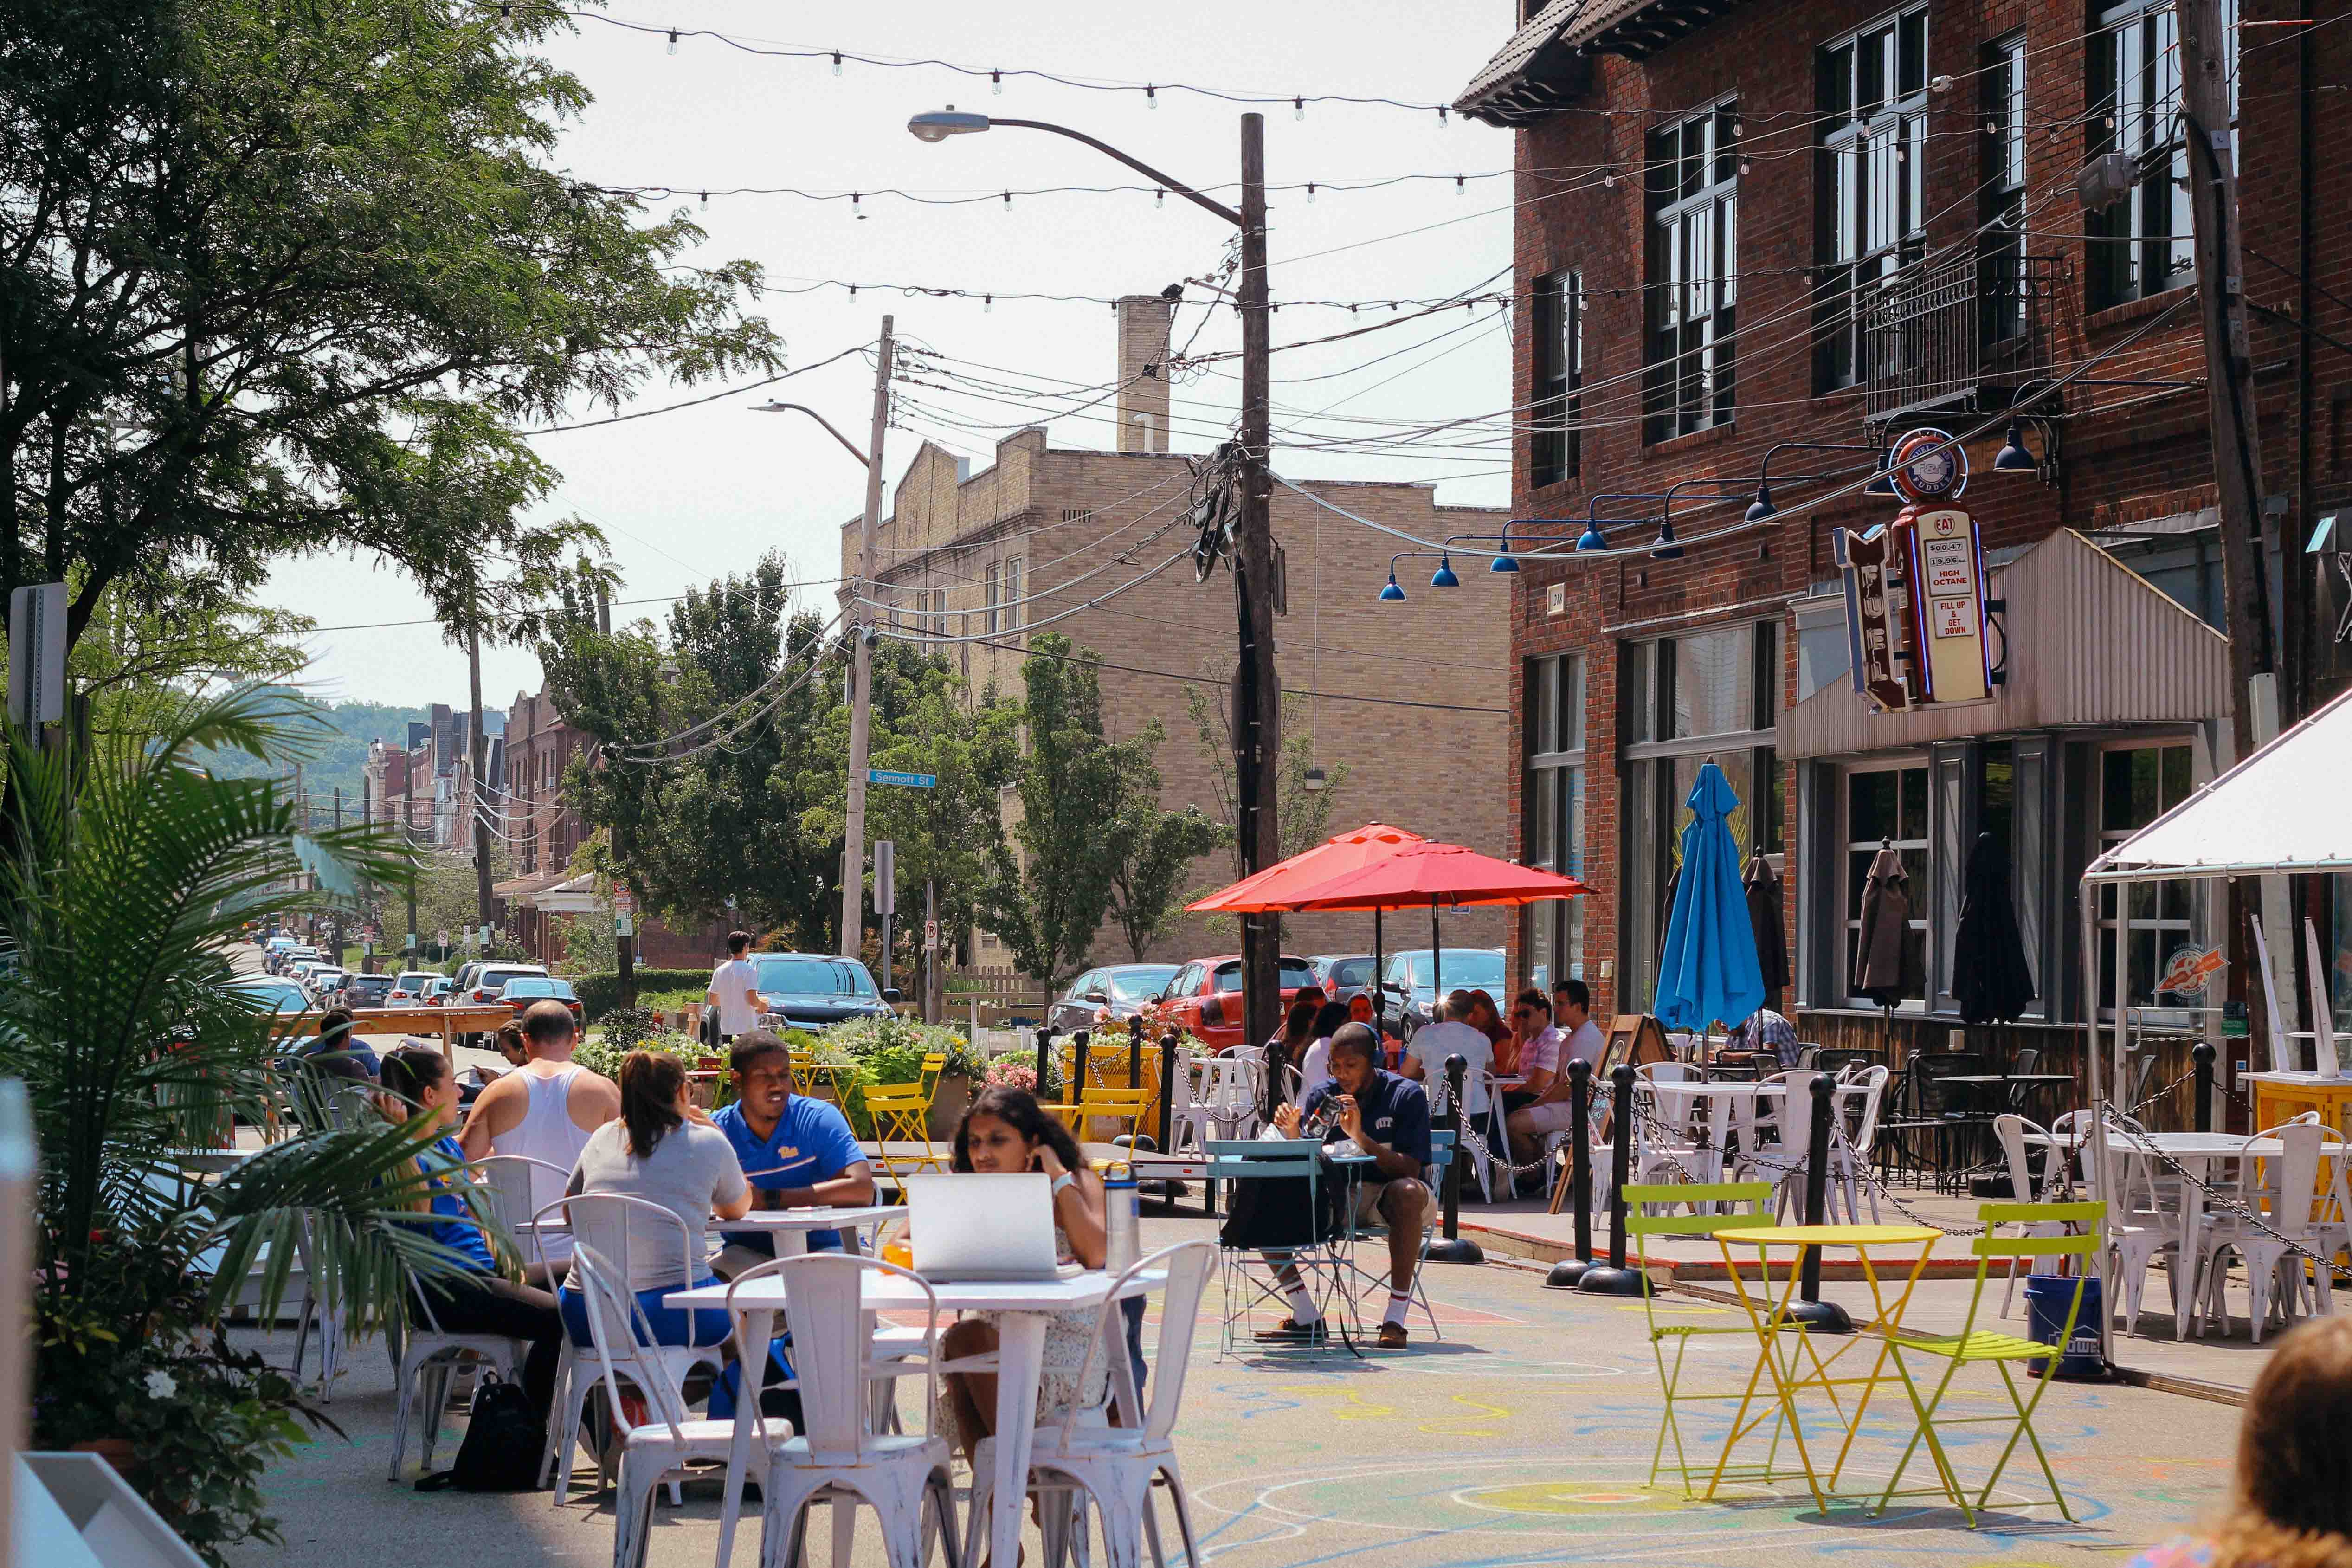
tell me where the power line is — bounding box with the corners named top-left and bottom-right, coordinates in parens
top-left (519, 343), bottom-right (870, 434)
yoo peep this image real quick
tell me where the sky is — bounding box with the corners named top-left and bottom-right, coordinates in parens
top-left (261, 0), bottom-right (1523, 708)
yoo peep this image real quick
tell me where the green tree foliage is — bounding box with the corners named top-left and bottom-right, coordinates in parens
top-left (978, 637), bottom-right (1135, 992)
top-left (1105, 747), bottom-right (1230, 961)
top-left (0, 0), bottom-right (780, 658)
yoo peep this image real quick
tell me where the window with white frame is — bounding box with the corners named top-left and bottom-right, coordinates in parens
top-left (1981, 34), bottom-right (2030, 343)
top-left (1004, 556), bottom-right (1025, 631)
top-left (1530, 269), bottom-right (1582, 489)
top-left (1817, 6), bottom-right (1927, 392)
top-left (984, 563), bottom-right (1001, 633)
top-left (1842, 762), bottom-right (1928, 1006)
top-left (2088, 0), bottom-right (2236, 308)
top-left (2095, 742), bottom-right (2199, 1011)
top-left (1645, 102), bottom-right (1739, 442)
top-left (1523, 654), bottom-right (1586, 989)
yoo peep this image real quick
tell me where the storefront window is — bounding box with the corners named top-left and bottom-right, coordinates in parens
top-left (2096, 742), bottom-right (2197, 1012)
top-left (1843, 763), bottom-right (1929, 1006)
top-left (1524, 654), bottom-right (1586, 989)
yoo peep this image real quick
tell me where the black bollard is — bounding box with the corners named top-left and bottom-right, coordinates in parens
top-left (1157, 1029), bottom-right (1179, 1154)
top-left (1425, 1053), bottom-right (1485, 1264)
top-left (1578, 1064), bottom-right (1647, 1295)
top-left (1128, 1015), bottom-right (1144, 1091)
top-left (1784, 1074), bottom-right (1852, 1333)
top-left (1545, 1058), bottom-right (1596, 1288)
top-left (2192, 1041), bottom-right (2215, 1133)
top-left (1036, 1026), bottom-right (1057, 1101)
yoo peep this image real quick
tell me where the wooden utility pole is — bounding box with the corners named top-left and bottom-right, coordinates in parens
top-left (1233, 111), bottom-right (1282, 1057)
top-left (468, 625), bottom-right (494, 935)
top-left (840, 315), bottom-right (896, 958)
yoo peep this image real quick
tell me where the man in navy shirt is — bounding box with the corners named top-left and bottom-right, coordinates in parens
top-left (709, 1030), bottom-right (877, 1273)
top-left (1259, 1024), bottom-right (1434, 1349)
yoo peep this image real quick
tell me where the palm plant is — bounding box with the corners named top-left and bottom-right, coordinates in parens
top-left (0, 684), bottom-right (494, 1408)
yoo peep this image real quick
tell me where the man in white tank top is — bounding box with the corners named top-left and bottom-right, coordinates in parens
top-left (459, 1000), bottom-right (620, 1267)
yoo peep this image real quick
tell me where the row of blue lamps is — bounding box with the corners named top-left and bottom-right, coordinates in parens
top-left (1375, 420), bottom-right (2039, 602)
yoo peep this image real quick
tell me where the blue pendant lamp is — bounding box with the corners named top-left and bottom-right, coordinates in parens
top-left (1430, 553), bottom-right (1461, 588)
top-left (1745, 481), bottom-right (1776, 523)
top-left (1862, 445), bottom-right (1897, 496)
top-left (1489, 538), bottom-right (1520, 572)
top-left (1650, 519), bottom-right (1684, 560)
top-left (1575, 518), bottom-right (1609, 551)
top-left (1994, 420), bottom-right (2036, 472)
top-left (1378, 571), bottom-right (1406, 602)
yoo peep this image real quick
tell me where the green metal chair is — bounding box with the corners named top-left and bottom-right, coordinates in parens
top-left (1872, 1200), bottom-right (2106, 1525)
top-left (1621, 1181), bottom-right (1808, 1497)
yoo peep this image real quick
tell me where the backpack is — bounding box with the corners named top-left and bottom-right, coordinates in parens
top-left (414, 1370), bottom-right (547, 1492)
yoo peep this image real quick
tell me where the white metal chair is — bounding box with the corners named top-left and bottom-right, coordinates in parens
top-left (759, 1252), bottom-right (959, 1568)
top-left (1176, 1054), bottom-right (1263, 1151)
top-left (2071, 1119), bottom-right (2186, 1338)
top-left (565, 1245), bottom-right (760, 1568)
top-left (536, 1193), bottom-right (730, 1504)
top-left (2196, 1121), bottom-right (2330, 1342)
top-left (385, 1273), bottom-right (526, 1480)
top-left (1991, 1115), bottom-right (2075, 1317)
top-left (968, 1242), bottom-right (1215, 1568)
top-left (475, 1152), bottom-right (575, 1265)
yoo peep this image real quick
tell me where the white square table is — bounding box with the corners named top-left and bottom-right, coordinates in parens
top-left (1640, 1079), bottom-right (1791, 1188)
top-left (665, 1266), bottom-right (1158, 1568)
top-left (711, 1204), bottom-right (901, 1254)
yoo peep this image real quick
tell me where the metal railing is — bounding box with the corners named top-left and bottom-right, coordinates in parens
top-left (1861, 251), bottom-right (2068, 421)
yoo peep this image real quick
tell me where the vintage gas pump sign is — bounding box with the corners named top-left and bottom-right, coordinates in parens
top-left (1834, 427), bottom-right (1994, 713)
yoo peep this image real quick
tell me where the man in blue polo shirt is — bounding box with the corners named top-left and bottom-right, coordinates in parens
top-left (1259, 1024), bottom-right (1433, 1349)
top-left (709, 1030), bottom-right (877, 1275)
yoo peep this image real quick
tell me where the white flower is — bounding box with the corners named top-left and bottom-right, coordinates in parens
top-left (143, 1370), bottom-right (177, 1400)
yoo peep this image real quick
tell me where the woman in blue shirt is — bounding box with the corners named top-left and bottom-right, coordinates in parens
top-left (379, 1046), bottom-right (566, 1416)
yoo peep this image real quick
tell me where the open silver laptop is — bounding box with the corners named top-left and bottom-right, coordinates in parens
top-left (904, 1173), bottom-right (1066, 1282)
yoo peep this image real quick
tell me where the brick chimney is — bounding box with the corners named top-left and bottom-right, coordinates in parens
top-left (1114, 293), bottom-right (1173, 454)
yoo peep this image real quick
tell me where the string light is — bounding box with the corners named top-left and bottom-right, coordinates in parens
top-left (1294, 96), bottom-right (1305, 121)
top-left (1455, 174), bottom-right (1465, 195)
top-left (1146, 84), bottom-right (1157, 108)
top-left (984, 294), bottom-right (992, 312)
top-left (1002, 190), bottom-right (1012, 208)
top-left (1306, 182), bottom-right (1316, 204)
top-left (991, 69), bottom-right (1002, 94)
top-left (666, 27), bottom-right (677, 53)
top-left (1437, 105), bottom-right (1448, 124)
top-left (831, 50), bottom-right (843, 75)
top-left (1154, 188), bottom-right (1164, 207)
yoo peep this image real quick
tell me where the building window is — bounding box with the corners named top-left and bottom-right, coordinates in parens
top-left (1816, 8), bottom-right (1927, 392)
top-left (2088, 0), bottom-right (2233, 308)
top-left (1645, 101), bottom-right (1739, 442)
top-left (1523, 654), bottom-right (1586, 989)
top-left (2096, 742), bottom-right (2199, 1012)
top-left (1842, 763), bottom-right (1929, 1006)
top-left (1619, 622), bottom-right (1780, 1009)
top-left (1004, 556), bottom-right (1024, 631)
top-left (1981, 34), bottom-right (2029, 343)
top-left (984, 563), bottom-right (1001, 633)
top-left (1530, 269), bottom-right (1582, 488)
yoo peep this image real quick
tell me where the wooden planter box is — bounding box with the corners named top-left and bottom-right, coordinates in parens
top-left (926, 1072), bottom-right (973, 1141)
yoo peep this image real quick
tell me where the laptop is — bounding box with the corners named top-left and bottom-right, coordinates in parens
top-left (904, 1173), bottom-right (1067, 1282)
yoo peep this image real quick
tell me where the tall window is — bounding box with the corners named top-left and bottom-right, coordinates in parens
top-left (1004, 556), bottom-right (1024, 632)
top-left (2088, 0), bottom-right (2234, 308)
top-left (2096, 743), bottom-right (2198, 1011)
top-left (1981, 34), bottom-right (2029, 342)
top-left (984, 563), bottom-right (1001, 633)
top-left (1843, 764), bottom-right (1928, 1006)
top-left (1817, 8), bottom-right (1927, 391)
top-left (1645, 102), bottom-right (1739, 442)
top-left (1523, 654), bottom-right (1586, 989)
top-left (1619, 622), bottom-right (1781, 1008)
top-left (1530, 269), bottom-right (1582, 488)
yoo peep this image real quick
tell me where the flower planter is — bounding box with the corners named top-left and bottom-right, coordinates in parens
top-left (71, 1438), bottom-right (138, 1479)
top-left (925, 1072), bottom-right (973, 1141)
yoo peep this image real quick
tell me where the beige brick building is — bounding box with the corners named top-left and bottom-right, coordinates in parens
top-left (842, 301), bottom-right (1514, 970)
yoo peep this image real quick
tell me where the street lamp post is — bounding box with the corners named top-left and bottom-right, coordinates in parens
top-left (909, 108), bottom-right (1282, 1050)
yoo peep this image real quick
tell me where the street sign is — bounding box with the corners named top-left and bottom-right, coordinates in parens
top-left (613, 886), bottom-right (635, 916)
top-left (873, 840), bottom-right (896, 917)
top-left (615, 912), bottom-right (635, 937)
top-left (478, 924), bottom-right (491, 947)
top-left (867, 769), bottom-right (936, 789)
top-left (7, 583), bottom-right (66, 728)
top-left (923, 918), bottom-right (940, 951)
top-left (405, 932), bottom-right (418, 951)
top-left (437, 929), bottom-right (449, 950)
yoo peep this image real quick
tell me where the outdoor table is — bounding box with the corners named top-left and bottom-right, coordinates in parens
top-left (1709, 1223), bottom-right (1948, 1512)
top-left (1933, 1076), bottom-right (2016, 1169)
top-left (2002, 1073), bottom-right (2076, 1123)
top-left (711, 1203), bottom-right (899, 1254)
top-left (666, 1266), bottom-right (1158, 1568)
top-left (1643, 1080), bottom-right (1791, 1190)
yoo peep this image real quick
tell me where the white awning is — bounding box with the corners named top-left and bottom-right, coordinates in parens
top-left (535, 873), bottom-right (603, 914)
top-left (2085, 683), bottom-right (2352, 881)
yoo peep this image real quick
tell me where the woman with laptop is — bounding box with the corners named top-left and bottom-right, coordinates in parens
top-left (934, 1086), bottom-right (1108, 1462)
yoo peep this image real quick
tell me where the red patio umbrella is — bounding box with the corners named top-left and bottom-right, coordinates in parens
top-left (1186, 822), bottom-right (1428, 914)
top-left (1277, 843), bottom-right (1592, 913)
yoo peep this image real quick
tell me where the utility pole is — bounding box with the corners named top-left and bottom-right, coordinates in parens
top-left (405, 797), bottom-right (419, 963)
top-left (468, 625), bottom-right (494, 935)
top-left (1232, 112), bottom-right (1282, 1057)
top-left (840, 315), bottom-right (896, 958)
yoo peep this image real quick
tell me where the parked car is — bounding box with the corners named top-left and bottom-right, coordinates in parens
top-left (748, 953), bottom-right (895, 1033)
top-left (303, 967), bottom-right (347, 1002)
top-left (500, 975), bottom-right (586, 1030)
top-left (385, 970), bottom-right (440, 1006)
top-left (1379, 947), bottom-right (1508, 1037)
top-left (1045, 963), bottom-right (1182, 1034)
top-left (456, 963), bottom-right (551, 1048)
top-left (422, 976), bottom-right (455, 1003)
top-left (341, 973), bottom-right (395, 1008)
top-left (1307, 953), bottom-right (1380, 1009)
top-left (1145, 953), bottom-right (1320, 1052)
top-left (223, 976), bottom-right (309, 1016)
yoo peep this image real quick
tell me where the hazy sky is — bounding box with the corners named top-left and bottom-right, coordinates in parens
top-left (263, 1), bottom-right (1520, 709)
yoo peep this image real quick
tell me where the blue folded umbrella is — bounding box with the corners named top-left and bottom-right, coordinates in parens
top-left (1654, 761), bottom-right (1765, 1033)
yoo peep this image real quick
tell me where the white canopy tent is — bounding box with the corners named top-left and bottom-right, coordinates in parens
top-left (2076, 683), bottom-right (2352, 1355)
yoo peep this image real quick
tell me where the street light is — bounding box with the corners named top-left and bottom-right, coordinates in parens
top-left (909, 103), bottom-right (1288, 1059)
top-left (751, 401), bottom-right (871, 469)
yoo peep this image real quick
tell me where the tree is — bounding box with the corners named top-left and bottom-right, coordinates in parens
top-left (70, 573), bottom-right (313, 743)
top-left (977, 636), bottom-right (1129, 994)
top-left (1104, 732), bottom-right (1230, 961)
top-left (0, 0), bottom-right (779, 663)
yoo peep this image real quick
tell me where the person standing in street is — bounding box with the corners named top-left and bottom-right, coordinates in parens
top-left (458, 999), bottom-right (619, 1264)
top-left (706, 930), bottom-right (762, 1046)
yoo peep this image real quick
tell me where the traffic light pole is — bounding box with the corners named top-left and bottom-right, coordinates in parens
top-left (840, 316), bottom-right (895, 958)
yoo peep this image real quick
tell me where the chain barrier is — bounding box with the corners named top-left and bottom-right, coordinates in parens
top-left (1425, 1079), bottom-right (1558, 1177)
top-left (2101, 1117), bottom-right (2351, 1278)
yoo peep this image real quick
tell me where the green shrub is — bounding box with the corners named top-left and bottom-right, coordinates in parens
top-left (575, 1028), bottom-right (708, 1081)
top-left (574, 968), bottom-right (712, 1021)
top-left (822, 1014), bottom-right (983, 1079)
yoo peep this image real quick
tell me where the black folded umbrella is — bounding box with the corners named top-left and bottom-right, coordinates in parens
top-left (1744, 853), bottom-right (1790, 997)
top-left (1952, 831), bottom-right (2036, 1025)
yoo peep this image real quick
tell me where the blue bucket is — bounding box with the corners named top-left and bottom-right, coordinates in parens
top-left (2022, 1273), bottom-right (2104, 1379)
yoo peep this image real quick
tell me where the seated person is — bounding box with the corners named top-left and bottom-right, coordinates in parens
top-left (936, 1088), bottom-right (1108, 1462)
top-left (1399, 990), bottom-right (1495, 1119)
top-left (1272, 998), bottom-right (1320, 1112)
top-left (377, 1046), bottom-right (565, 1416)
top-left (1256, 1024), bottom-right (1433, 1349)
top-left (298, 1006), bottom-right (379, 1084)
top-left (1508, 980), bottom-right (1605, 1163)
top-left (1723, 1007), bottom-right (1800, 1070)
top-left (1300, 1000), bottom-right (1349, 1106)
top-left (560, 1049), bottom-right (750, 1355)
top-left (708, 1030), bottom-right (876, 1276)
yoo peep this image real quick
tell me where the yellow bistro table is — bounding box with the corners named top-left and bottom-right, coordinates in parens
top-left (1709, 1223), bottom-right (1954, 1513)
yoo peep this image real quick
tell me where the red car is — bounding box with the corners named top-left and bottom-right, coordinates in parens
top-left (1144, 953), bottom-right (1321, 1052)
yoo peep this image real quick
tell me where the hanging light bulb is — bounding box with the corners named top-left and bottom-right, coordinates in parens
top-left (699, 190), bottom-right (708, 206)
top-left (1430, 554), bottom-right (1461, 588)
top-left (1002, 190), bottom-right (1012, 210)
top-left (984, 295), bottom-right (993, 313)
top-left (1603, 167), bottom-right (1617, 188)
top-left (498, 0), bottom-right (511, 16)
top-left (1306, 183), bottom-right (1316, 204)
top-left (1732, 118), bottom-right (1744, 139)
top-left (991, 70), bottom-right (1003, 95)
top-left (831, 51), bottom-right (843, 75)
top-left (1456, 175), bottom-right (1466, 196)
top-left (1154, 188), bottom-right (1164, 208)
top-left (851, 192), bottom-right (860, 208)
top-left (1437, 104), bottom-right (1449, 125)
top-left (1294, 96), bottom-right (1305, 121)
top-left (666, 28), bottom-right (678, 53)
top-left (849, 284), bottom-right (858, 298)
top-left (1379, 572), bottom-right (1406, 603)
top-left (1146, 84), bottom-right (1157, 109)
top-left (1740, 157), bottom-right (1752, 176)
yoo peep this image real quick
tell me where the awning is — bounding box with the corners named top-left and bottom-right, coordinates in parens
top-left (1778, 528), bottom-right (2230, 760)
top-left (491, 870), bottom-right (568, 903)
top-left (535, 873), bottom-right (603, 914)
top-left (1562, 0), bottom-right (1760, 60)
top-left (1453, 0), bottom-right (1592, 127)
top-left (2086, 684), bottom-right (2352, 881)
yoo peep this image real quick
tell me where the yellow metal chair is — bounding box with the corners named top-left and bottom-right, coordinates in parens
top-left (1072, 1086), bottom-right (1154, 1147)
top-left (1621, 1181), bottom-right (1806, 1497)
top-left (863, 1083), bottom-right (944, 1194)
top-left (917, 1051), bottom-right (948, 1109)
top-left (1872, 1200), bottom-right (2105, 1525)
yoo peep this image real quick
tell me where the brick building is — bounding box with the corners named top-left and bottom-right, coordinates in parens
top-left (848, 297), bottom-right (1515, 969)
top-left (1457, 0), bottom-right (2352, 1055)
